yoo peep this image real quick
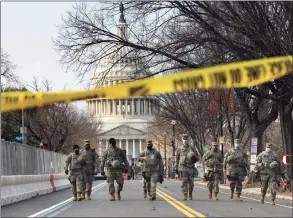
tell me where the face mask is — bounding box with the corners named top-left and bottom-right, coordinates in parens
top-left (75, 149), bottom-right (80, 154)
top-left (266, 148), bottom-right (271, 153)
top-left (85, 145), bottom-right (90, 151)
top-left (234, 143), bottom-right (240, 148)
top-left (147, 145), bottom-right (153, 150)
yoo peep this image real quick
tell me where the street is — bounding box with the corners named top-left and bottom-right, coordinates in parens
top-left (2, 180), bottom-right (292, 217)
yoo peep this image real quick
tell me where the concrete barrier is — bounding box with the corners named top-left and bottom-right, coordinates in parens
top-left (1, 174), bottom-right (70, 206)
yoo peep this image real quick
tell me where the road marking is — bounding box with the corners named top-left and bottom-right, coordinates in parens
top-left (28, 181), bottom-right (106, 217)
top-left (157, 189), bottom-right (206, 218)
top-left (193, 185), bottom-right (293, 209)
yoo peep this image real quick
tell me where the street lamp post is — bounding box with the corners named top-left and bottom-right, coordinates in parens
top-left (164, 132), bottom-right (167, 174)
top-left (171, 120), bottom-right (176, 156)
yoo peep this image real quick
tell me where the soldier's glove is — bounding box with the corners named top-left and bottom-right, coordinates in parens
top-left (65, 169), bottom-right (69, 175)
top-left (101, 171), bottom-right (106, 176)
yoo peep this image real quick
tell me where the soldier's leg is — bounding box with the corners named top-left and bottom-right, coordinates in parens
top-left (269, 178), bottom-right (276, 205)
top-left (229, 178), bottom-right (236, 199)
top-left (213, 172), bottom-right (220, 200)
top-left (181, 172), bottom-right (188, 200)
top-left (86, 173), bottom-right (94, 200)
top-left (149, 172), bottom-right (159, 200)
top-left (260, 178), bottom-right (269, 204)
top-left (76, 172), bottom-right (83, 201)
top-left (82, 171), bottom-right (87, 200)
top-left (143, 178), bottom-right (147, 198)
top-left (70, 174), bottom-right (77, 201)
top-left (116, 171), bottom-right (124, 200)
top-left (235, 174), bottom-right (244, 201)
top-left (106, 171), bottom-right (115, 201)
top-left (207, 171), bottom-right (214, 199)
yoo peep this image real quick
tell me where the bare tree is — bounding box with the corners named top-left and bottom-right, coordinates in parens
top-left (1, 48), bottom-right (19, 88)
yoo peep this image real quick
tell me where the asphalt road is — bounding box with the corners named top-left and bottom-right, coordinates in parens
top-left (1, 180), bottom-right (292, 217)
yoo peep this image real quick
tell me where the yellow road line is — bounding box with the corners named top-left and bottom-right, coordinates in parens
top-left (156, 191), bottom-right (195, 217)
top-left (157, 189), bottom-right (206, 218)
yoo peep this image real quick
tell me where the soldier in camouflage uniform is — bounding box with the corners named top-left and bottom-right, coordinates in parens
top-left (100, 138), bottom-right (129, 201)
top-left (64, 144), bottom-right (85, 201)
top-left (224, 139), bottom-right (249, 201)
top-left (254, 143), bottom-right (287, 205)
top-left (80, 139), bottom-right (100, 200)
top-left (175, 134), bottom-right (199, 200)
top-left (138, 140), bottom-right (164, 200)
top-left (203, 142), bottom-right (223, 200)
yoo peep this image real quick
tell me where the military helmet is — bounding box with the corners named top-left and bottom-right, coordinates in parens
top-left (270, 161), bottom-right (279, 170)
top-left (266, 143), bottom-right (273, 148)
top-left (212, 142), bottom-right (219, 147)
top-left (84, 139), bottom-right (90, 145)
top-left (234, 139), bottom-right (240, 144)
top-left (182, 134), bottom-right (188, 140)
top-left (147, 140), bottom-right (153, 145)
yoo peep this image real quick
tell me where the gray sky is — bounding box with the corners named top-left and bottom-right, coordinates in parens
top-left (1, 2), bottom-right (96, 110)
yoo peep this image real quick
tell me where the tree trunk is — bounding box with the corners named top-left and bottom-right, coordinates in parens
top-left (279, 104), bottom-right (293, 178)
top-left (251, 125), bottom-right (265, 155)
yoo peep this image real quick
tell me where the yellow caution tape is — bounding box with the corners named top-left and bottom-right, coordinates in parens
top-left (1, 56), bottom-right (292, 112)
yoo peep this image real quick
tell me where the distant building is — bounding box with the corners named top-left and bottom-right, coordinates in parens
top-left (86, 4), bottom-right (154, 161)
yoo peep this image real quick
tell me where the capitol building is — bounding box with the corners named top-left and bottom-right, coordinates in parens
top-left (86, 5), bottom-right (154, 161)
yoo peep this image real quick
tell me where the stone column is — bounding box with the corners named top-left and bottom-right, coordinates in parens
top-left (96, 100), bottom-right (98, 115)
top-left (119, 100), bottom-right (122, 115)
top-left (126, 99), bottom-right (128, 115)
top-left (126, 139), bottom-right (129, 155)
top-left (149, 100), bottom-right (152, 115)
top-left (106, 140), bottom-right (108, 149)
top-left (133, 140), bottom-right (136, 158)
top-left (119, 139), bottom-right (122, 148)
top-left (139, 140), bottom-right (142, 153)
top-left (144, 99), bottom-right (147, 115)
top-left (137, 99), bottom-right (141, 115)
top-left (107, 100), bottom-right (110, 115)
top-left (112, 100), bottom-right (116, 115)
top-left (99, 100), bottom-right (102, 115)
top-left (131, 99), bottom-right (134, 115)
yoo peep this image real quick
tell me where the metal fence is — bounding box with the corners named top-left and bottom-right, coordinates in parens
top-left (1, 141), bottom-right (67, 175)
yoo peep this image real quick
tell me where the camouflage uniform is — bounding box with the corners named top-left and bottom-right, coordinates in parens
top-left (224, 139), bottom-right (249, 201)
top-left (64, 147), bottom-right (85, 201)
top-left (80, 140), bottom-right (100, 200)
top-left (175, 134), bottom-right (199, 200)
top-left (100, 140), bottom-right (129, 201)
top-left (138, 141), bottom-right (163, 200)
top-left (254, 143), bottom-right (286, 205)
top-left (203, 142), bottom-right (223, 200)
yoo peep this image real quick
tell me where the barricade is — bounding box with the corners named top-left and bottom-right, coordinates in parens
top-left (1, 173), bottom-right (70, 206)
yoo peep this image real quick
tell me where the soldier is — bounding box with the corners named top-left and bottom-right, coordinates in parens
top-left (224, 139), bottom-right (249, 201)
top-left (138, 140), bottom-right (164, 200)
top-left (100, 138), bottom-right (129, 201)
top-left (254, 143), bottom-right (288, 205)
top-left (175, 134), bottom-right (199, 200)
top-left (203, 142), bottom-right (223, 200)
top-left (80, 139), bottom-right (100, 200)
top-left (64, 144), bottom-right (84, 201)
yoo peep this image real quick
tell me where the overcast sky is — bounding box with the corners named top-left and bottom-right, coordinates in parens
top-left (1, 2), bottom-right (97, 110)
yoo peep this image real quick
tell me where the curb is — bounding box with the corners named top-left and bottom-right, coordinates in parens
top-left (194, 181), bottom-right (293, 201)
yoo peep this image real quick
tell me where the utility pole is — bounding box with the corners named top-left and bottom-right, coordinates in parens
top-left (21, 109), bottom-right (26, 144)
top-left (171, 120), bottom-right (176, 156)
top-left (164, 132), bottom-right (167, 174)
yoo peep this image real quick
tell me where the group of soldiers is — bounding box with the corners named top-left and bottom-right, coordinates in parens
top-left (64, 135), bottom-right (288, 206)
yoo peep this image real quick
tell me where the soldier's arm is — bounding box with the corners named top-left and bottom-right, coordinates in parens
top-left (93, 151), bottom-right (100, 171)
top-left (243, 151), bottom-right (249, 170)
top-left (64, 154), bottom-right (72, 170)
top-left (157, 152), bottom-right (164, 176)
top-left (223, 152), bottom-right (229, 170)
top-left (137, 150), bottom-right (145, 162)
top-left (121, 149), bottom-right (129, 169)
top-left (192, 152), bottom-right (199, 163)
top-left (100, 151), bottom-right (107, 173)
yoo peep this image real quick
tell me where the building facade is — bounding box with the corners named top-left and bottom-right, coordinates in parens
top-left (86, 4), bottom-right (154, 160)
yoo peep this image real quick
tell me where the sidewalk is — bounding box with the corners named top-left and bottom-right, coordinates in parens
top-left (194, 181), bottom-right (293, 201)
